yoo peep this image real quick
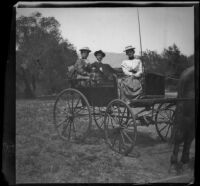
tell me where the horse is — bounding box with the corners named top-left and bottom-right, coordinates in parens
top-left (169, 65), bottom-right (195, 173)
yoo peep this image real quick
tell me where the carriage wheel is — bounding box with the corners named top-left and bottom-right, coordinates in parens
top-left (154, 103), bottom-right (175, 142)
top-left (93, 107), bottom-right (106, 131)
top-left (104, 99), bottom-right (137, 156)
top-left (53, 88), bottom-right (92, 142)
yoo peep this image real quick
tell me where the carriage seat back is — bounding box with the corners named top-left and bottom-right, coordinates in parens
top-left (142, 72), bottom-right (165, 96)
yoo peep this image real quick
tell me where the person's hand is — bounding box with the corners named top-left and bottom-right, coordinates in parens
top-left (130, 69), bottom-right (137, 73)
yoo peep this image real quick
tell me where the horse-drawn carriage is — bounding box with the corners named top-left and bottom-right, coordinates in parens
top-left (53, 68), bottom-right (194, 156)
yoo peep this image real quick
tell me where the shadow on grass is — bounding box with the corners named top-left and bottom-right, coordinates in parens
top-left (135, 131), bottom-right (164, 148)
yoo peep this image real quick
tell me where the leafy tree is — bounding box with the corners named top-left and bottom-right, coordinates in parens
top-left (16, 12), bottom-right (78, 97)
top-left (161, 43), bottom-right (189, 78)
top-left (142, 50), bottom-right (167, 75)
top-left (187, 54), bottom-right (194, 67)
top-left (141, 44), bottom-right (193, 91)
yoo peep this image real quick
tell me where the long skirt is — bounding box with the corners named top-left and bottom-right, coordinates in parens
top-left (118, 76), bottom-right (142, 101)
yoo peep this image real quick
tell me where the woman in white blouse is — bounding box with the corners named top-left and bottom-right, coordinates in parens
top-left (119, 45), bottom-right (143, 103)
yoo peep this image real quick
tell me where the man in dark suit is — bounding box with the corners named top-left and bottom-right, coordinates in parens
top-left (90, 50), bottom-right (115, 83)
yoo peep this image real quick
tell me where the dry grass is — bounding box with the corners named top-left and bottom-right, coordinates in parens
top-left (16, 99), bottom-right (194, 183)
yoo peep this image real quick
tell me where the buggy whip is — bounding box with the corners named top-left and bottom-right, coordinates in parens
top-left (137, 8), bottom-right (144, 74)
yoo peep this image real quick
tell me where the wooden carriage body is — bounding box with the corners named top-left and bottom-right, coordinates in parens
top-left (70, 78), bottom-right (118, 107)
top-left (69, 70), bottom-right (166, 107)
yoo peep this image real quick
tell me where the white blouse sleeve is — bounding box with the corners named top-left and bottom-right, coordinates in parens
top-left (121, 60), bottom-right (133, 76)
top-left (134, 59), bottom-right (143, 78)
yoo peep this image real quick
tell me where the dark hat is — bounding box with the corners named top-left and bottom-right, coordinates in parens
top-left (79, 47), bottom-right (91, 53)
top-left (94, 50), bottom-right (106, 57)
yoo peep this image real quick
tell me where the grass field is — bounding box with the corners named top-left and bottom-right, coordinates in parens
top-left (16, 99), bottom-right (194, 183)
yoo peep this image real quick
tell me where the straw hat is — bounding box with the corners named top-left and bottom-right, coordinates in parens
top-left (123, 45), bottom-right (135, 52)
top-left (79, 47), bottom-right (91, 53)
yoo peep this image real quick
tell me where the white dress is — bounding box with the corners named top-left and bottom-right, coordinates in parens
top-left (119, 58), bottom-right (143, 101)
top-left (121, 58), bottom-right (143, 77)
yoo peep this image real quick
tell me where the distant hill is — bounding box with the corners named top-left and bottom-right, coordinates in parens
top-left (87, 52), bottom-right (126, 68)
top-left (87, 52), bottom-right (140, 68)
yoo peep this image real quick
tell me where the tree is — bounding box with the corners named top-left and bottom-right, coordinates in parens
top-left (16, 12), bottom-right (78, 97)
top-left (141, 45), bottom-right (191, 92)
top-left (187, 54), bottom-right (194, 67)
top-left (162, 43), bottom-right (189, 78)
top-left (142, 50), bottom-right (167, 75)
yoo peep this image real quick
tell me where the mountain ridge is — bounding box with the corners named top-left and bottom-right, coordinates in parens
top-left (87, 52), bottom-right (141, 68)
top-left (87, 52), bottom-right (126, 68)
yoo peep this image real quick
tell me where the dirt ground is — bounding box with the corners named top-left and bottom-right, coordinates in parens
top-left (16, 99), bottom-right (195, 183)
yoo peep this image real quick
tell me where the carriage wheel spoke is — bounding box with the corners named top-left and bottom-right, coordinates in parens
top-left (120, 130), bottom-right (127, 148)
top-left (73, 97), bottom-right (81, 110)
top-left (114, 115), bottom-right (119, 125)
top-left (70, 93), bottom-right (74, 111)
top-left (118, 106), bottom-right (126, 125)
top-left (72, 121), bottom-right (77, 138)
top-left (120, 107), bottom-right (127, 125)
top-left (116, 106), bottom-right (122, 122)
top-left (122, 130), bottom-right (133, 143)
top-left (99, 121), bottom-right (104, 128)
top-left (61, 120), bottom-right (71, 136)
top-left (159, 124), bottom-right (168, 132)
top-left (108, 111), bottom-right (119, 126)
top-left (166, 110), bottom-right (174, 122)
top-left (56, 118), bottom-right (68, 128)
top-left (66, 96), bottom-right (72, 112)
top-left (74, 106), bottom-right (85, 115)
top-left (110, 118), bottom-right (115, 128)
top-left (165, 125), bottom-right (171, 137)
top-left (68, 122), bottom-right (72, 140)
top-left (158, 113), bottom-right (168, 121)
top-left (125, 120), bottom-right (134, 128)
top-left (108, 115), bottom-right (115, 128)
top-left (56, 105), bottom-right (68, 115)
top-left (113, 106), bottom-right (120, 123)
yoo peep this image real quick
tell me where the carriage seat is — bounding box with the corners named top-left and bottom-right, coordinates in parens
top-left (141, 71), bottom-right (165, 97)
top-left (90, 74), bottom-right (118, 88)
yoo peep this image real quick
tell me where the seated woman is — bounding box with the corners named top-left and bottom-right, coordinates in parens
top-left (119, 45), bottom-right (143, 103)
top-left (71, 47), bottom-right (91, 86)
top-left (90, 50), bottom-right (115, 84)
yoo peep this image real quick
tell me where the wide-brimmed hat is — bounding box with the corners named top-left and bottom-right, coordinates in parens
top-left (79, 47), bottom-right (91, 53)
top-left (123, 45), bottom-right (135, 52)
top-left (94, 50), bottom-right (106, 57)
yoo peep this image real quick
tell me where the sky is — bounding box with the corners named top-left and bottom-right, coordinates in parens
top-left (16, 7), bottom-right (194, 56)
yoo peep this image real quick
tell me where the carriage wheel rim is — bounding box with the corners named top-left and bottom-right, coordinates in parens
top-left (104, 99), bottom-right (137, 156)
top-left (53, 88), bottom-right (92, 142)
top-left (154, 103), bottom-right (175, 142)
top-left (93, 106), bottom-right (106, 131)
